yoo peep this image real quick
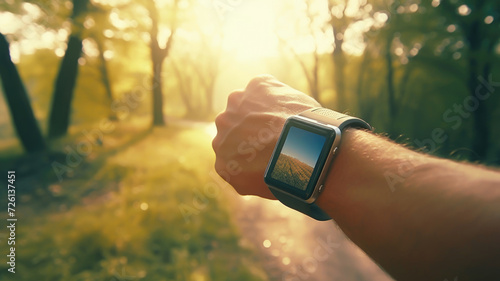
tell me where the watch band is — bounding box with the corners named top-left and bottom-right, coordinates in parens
top-left (299, 108), bottom-right (372, 131)
top-left (270, 108), bottom-right (372, 221)
top-left (270, 187), bottom-right (332, 220)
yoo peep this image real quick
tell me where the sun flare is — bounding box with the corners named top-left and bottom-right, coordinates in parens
top-left (219, 0), bottom-right (280, 61)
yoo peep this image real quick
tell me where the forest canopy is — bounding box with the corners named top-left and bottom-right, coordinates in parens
top-left (1, 0), bottom-right (499, 162)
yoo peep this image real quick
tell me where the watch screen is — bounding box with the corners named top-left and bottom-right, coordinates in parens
top-left (264, 117), bottom-right (338, 200)
top-left (270, 126), bottom-right (327, 191)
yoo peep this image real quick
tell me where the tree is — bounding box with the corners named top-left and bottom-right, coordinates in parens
top-left (328, 0), bottom-right (372, 109)
top-left (328, 0), bottom-right (349, 108)
top-left (369, 0), bottom-right (500, 159)
top-left (166, 1), bottom-right (223, 119)
top-left (146, 0), bottom-right (179, 126)
top-left (355, 46), bottom-right (376, 121)
top-left (276, 1), bottom-right (324, 102)
top-left (95, 35), bottom-right (115, 118)
top-left (47, 0), bottom-right (91, 138)
top-left (437, 0), bottom-right (500, 160)
top-left (362, 0), bottom-right (457, 136)
top-left (191, 27), bottom-right (223, 116)
top-left (87, 4), bottom-right (121, 120)
top-left (170, 36), bottom-right (221, 119)
top-left (0, 33), bottom-right (46, 153)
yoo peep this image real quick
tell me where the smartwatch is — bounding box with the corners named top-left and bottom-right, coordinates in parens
top-left (264, 108), bottom-right (372, 221)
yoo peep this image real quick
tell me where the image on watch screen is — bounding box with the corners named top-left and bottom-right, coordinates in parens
top-left (271, 126), bottom-right (327, 191)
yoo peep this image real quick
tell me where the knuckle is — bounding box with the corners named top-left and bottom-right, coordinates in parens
top-left (212, 114), bottom-right (227, 152)
top-left (211, 135), bottom-right (220, 151)
top-left (246, 74), bottom-right (275, 91)
top-left (214, 112), bottom-right (224, 127)
top-left (214, 160), bottom-right (226, 177)
top-left (227, 90), bottom-right (243, 106)
top-left (214, 111), bottom-right (230, 131)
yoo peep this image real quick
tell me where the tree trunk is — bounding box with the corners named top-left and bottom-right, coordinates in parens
top-left (332, 32), bottom-right (346, 109)
top-left (311, 51), bottom-right (320, 102)
top-left (205, 79), bottom-right (215, 115)
top-left (148, 0), bottom-right (177, 126)
top-left (172, 60), bottom-right (193, 113)
top-left (385, 36), bottom-right (397, 136)
top-left (95, 38), bottom-right (113, 102)
top-left (0, 33), bottom-right (46, 153)
top-left (47, 35), bottom-right (83, 138)
top-left (356, 51), bottom-right (369, 116)
top-left (398, 63), bottom-right (414, 104)
top-left (467, 20), bottom-right (489, 161)
top-left (47, 0), bottom-right (88, 138)
top-left (95, 36), bottom-right (116, 120)
top-left (193, 59), bottom-right (218, 116)
top-left (151, 56), bottom-right (165, 126)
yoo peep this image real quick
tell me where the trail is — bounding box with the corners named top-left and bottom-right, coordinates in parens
top-left (232, 196), bottom-right (393, 281)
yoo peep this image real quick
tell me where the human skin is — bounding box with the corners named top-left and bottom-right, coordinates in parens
top-left (212, 75), bottom-right (500, 281)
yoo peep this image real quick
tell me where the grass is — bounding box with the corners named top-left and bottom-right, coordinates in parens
top-left (0, 122), bottom-right (268, 281)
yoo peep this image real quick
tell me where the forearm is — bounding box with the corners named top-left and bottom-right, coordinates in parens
top-left (317, 129), bottom-right (500, 281)
top-left (213, 76), bottom-right (500, 280)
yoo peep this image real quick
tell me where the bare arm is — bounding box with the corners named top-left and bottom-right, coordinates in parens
top-left (318, 129), bottom-right (500, 281)
top-left (212, 75), bottom-right (500, 281)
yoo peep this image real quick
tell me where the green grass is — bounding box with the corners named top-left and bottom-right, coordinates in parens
top-left (0, 124), bottom-right (268, 281)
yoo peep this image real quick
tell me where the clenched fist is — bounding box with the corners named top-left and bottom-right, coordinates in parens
top-left (212, 75), bottom-right (321, 199)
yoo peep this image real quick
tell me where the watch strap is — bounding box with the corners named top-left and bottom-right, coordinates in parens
top-left (270, 187), bottom-right (331, 221)
top-left (271, 108), bottom-right (371, 221)
top-left (299, 108), bottom-right (372, 131)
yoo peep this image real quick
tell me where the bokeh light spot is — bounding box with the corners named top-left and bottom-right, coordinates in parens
top-left (458, 5), bottom-right (471, 16)
top-left (263, 239), bottom-right (271, 248)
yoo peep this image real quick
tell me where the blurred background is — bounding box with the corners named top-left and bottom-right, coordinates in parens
top-left (0, 0), bottom-right (499, 280)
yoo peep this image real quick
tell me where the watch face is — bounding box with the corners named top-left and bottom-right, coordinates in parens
top-left (264, 117), bottom-right (338, 200)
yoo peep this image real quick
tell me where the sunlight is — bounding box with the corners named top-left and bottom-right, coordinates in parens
top-left (0, 12), bottom-right (24, 34)
top-left (0, 6), bottom-right (70, 61)
top-left (140, 202), bottom-right (149, 211)
top-left (342, 18), bottom-right (372, 55)
top-left (9, 42), bottom-right (21, 63)
top-left (220, 0), bottom-right (279, 61)
top-left (210, 0), bottom-right (369, 59)
top-left (82, 38), bottom-right (99, 57)
top-left (55, 47), bottom-right (65, 57)
top-left (204, 123), bottom-right (218, 139)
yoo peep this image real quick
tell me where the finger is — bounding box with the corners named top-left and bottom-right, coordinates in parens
top-left (226, 90), bottom-right (244, 110)
top-left (212, 112), bottom-right (229, 151)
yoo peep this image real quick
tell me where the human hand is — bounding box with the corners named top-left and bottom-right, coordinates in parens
top-left (212, 75), bottom-right (321, 199)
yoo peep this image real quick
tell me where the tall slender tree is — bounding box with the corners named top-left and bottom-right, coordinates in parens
top-left (276, 1), bottom-right (323, 102)
top-left (0, 33), bottom-right (46, 153)
top-left (47, 0), bottom-right (90, 138)
top-left (328, 0), bottom-right (348, 108)
top-left (146, 0), bottom-right (179, 126)
top-left (328, 0), bottom-right (372, 109)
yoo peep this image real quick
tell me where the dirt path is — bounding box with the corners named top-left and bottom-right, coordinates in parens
top-left (232, 196), bottom-right (394, 281)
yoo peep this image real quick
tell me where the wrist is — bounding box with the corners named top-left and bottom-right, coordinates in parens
top-left (316, 129), bottom-right (405, 224)
top-left (315, 129), bottom-right (372, 221)
top-left (315, 128), bottom-right (427, 237)
top-left (264, 108), bottom-right (372, 221)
